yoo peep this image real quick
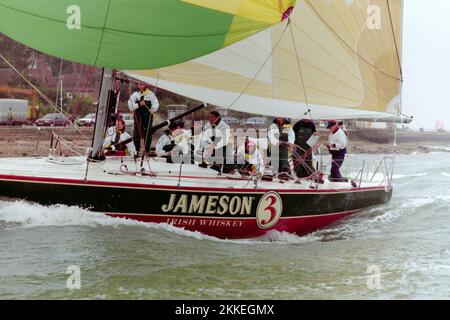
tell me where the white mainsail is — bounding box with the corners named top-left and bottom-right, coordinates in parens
top-left (125, 0), bottom-right (403, 121)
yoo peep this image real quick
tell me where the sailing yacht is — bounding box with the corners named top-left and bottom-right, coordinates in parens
top-left (0, 0), bottom-right (407, 239)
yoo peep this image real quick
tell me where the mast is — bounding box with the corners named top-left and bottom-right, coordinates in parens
top-left (90, 68), bottom-right (113, 159)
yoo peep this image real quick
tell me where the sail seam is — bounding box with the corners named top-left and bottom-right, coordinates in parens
top-left (289, 22), bottom-right (379, 104)
top-left (0, 3), bottom-right (266, 39)
top-left (386, 0), bottom-right (403, 81)
top-left (225, 21), bottom-right (291, 111)
top-left (289, 22), bottom-right (362, 83)
top-left (289, 22), bottom-right (310, 111)
top-left (0, 0), bottom-right (263, 38)
top-left (288, 22), bottom-right (381, 105)
top-left (93, 0), bottom-right (112, 67)
top-left (303, 0), bottom-right (401, 82)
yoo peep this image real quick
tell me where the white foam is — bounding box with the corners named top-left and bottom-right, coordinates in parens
top-left (3, 191), bottom-right (445, 244)
top-left (441, 172), bottom-right (450, 178)
top-left (0, 200), bottom-right (115, 228)
top-left (0, 200), bottom-right (220, 240)
top-left (425, 146), bottom-right (450, 152)
top-left (393, 173), bottom-right (428, 180)
top-left (363, 172), bottom-right (427, 182)
top-left (0, 200), bottom-right (327, 245)
top-left (254, 230), bottom-right (322, 244)
top-left (307, 194), bottom-right (443, 240)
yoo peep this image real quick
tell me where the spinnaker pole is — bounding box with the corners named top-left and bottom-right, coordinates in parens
top-left (150, 103), bottom-right (208, 133)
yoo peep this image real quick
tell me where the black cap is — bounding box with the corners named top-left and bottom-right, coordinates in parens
top-left (327, 120), bottom-right (337, 129)
top-left (169, 121), bottom-right (179, 130)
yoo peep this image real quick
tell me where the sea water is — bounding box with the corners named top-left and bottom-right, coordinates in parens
top-left (0, 153), bottom-right (449, 299)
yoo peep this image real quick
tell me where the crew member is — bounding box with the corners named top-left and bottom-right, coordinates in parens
top-left (325, 120), bottom-right (348, 182)
top-left (128, 83), bottom-right (159, 154)
top-left (155, 122), bottom-right (179, 162)
top-left (156, 121), bottom-right (193, 163)
top-left (293, 117), bottom-right (318, 178)
top-left (236, 138), bottom-right (265, 176)
top-left (338, 120), bottom-right (349, 137)
top-left (173, 121), bottom-right (192, 160)
top-left (103, 119), bottom-right (136, 157)
top-left (201, 111), bottom-right (233, 173)
top-left (268, 117), bottom-right (295, 178)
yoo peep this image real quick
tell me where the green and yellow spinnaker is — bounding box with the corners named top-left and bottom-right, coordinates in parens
top-left (0, 0), bottom-right (296, 70)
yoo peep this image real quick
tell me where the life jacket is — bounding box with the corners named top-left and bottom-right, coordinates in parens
top-left (136, 89), bottom-right (152, 115)
top-left (105, 129), bottom-right (129, 156)
top-left (113, 130), bottom-right (127, 151)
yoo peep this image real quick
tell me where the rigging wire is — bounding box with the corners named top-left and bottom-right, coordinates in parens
top-left (67, 66), bottom-right (97, 115)
top-left (0, 53), bottom-right (58, 109)
top-left (49, 133), bottom-right (87, 157)
top-left (55, 58), bottom-right (63, 106)
top-left (300, 0), bottom-right (403, 185)
top-left (142, 68), bottom-right (161, 160)
top-left (219, 21), bottom-right (289, 188)
top-left (287, 21), bottom-right (323, 171)
top-left (225, 20), bottom-right (291, 111)
top-left (288, 21), bottom-right (311, 116)
top-left (385, 0), bottom-right (403, 184)
top-left (0, 52), bottom-right (91, 140)
top-left (303, 0), bottom-right (401, 82)
top-left (386, 0), bottom-right (404, 82)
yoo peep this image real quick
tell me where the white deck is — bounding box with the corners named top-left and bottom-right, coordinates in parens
top-left (0, 156), bottom-right (383, 192)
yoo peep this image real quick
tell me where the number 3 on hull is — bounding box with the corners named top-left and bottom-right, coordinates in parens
top-left (257, 192), bottom-right (283, 230)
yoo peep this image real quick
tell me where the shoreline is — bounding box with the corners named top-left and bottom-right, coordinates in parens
top-left (0, 127), bottom-right (448, 158)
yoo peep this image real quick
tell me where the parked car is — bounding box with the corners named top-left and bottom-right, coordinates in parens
top-left (245, 117), bottom-right (267, 126)
top-left (222, 116), bottom-right (240, 125)
top-left (35, 113), bottom-right (71, 127)
top-left (77, 113), bottom-right (96, 127)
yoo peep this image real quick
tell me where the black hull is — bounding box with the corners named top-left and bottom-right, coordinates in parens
top-left (0, 174), bottom-right (393, 239)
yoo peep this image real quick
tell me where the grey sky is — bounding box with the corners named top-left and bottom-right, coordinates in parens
top-left (403, 0), bottom-right (450, 129)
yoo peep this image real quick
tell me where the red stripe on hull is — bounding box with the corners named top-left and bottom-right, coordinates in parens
top-left (106, 211), bottom-right (357, 239)
top-left (0, 174), bottom-right (386, 194)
